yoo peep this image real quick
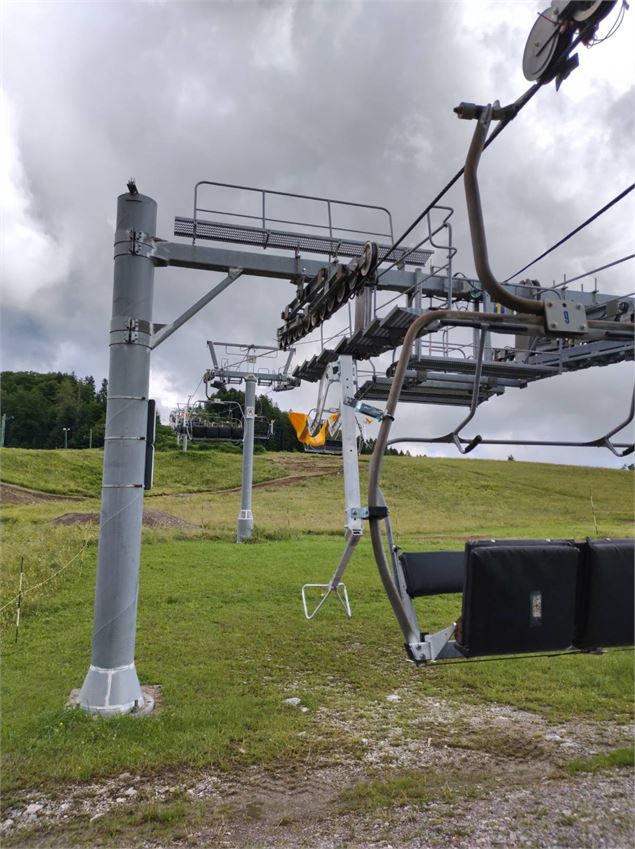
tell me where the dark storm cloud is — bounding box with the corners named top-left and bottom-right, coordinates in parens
top-left (1, 0), bottom-right (633, 466)
top-left (0, 307), bottom-right (57, 371)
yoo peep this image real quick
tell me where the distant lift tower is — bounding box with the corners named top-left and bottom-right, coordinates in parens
top-left (204, 340), bottom-right (297, 542)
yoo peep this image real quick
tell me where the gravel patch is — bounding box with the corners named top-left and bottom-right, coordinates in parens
top-left (2, 694), bottom-right (632, 848)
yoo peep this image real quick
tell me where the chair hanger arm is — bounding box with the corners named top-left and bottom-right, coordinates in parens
top-left (464, 104), bottom-right (544, 316)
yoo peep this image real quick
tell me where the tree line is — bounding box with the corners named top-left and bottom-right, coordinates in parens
top-left (0, 371), bottom-right (416, 454)
top-left (0, 372), bottom-right (304, 451)
top-left (1, 372), bottom-right (108, 449)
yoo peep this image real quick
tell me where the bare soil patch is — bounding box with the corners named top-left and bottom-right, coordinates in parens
top-left (50, 510), bottom-right (197, 529)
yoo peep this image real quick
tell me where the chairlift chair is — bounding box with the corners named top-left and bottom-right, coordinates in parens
top-left (364, 97), bottom-right (635, 666)
top-left (169, 399), bottom-right (274, 444)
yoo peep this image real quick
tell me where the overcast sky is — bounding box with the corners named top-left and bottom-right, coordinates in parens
top-left (1, 0), bottom-right (633, 468)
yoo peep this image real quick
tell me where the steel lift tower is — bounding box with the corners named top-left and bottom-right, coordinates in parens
top-left (78, 180), bottom-right (426, 714)
top-left (79, 161), bottom-right (632, 713)
top-left (204, 340), bottom-right (297, 541)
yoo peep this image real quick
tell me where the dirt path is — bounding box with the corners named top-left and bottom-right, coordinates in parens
top-left (3, 694), bottom-right (632, 848)
top-left (218, 469), bottom-right (340, 494)
top-left (0, 483), bottom-right (83, 505)
top-left (1, 464), bottom-right (341, 504)
top-left (149, 468), bottom-right (342, 499)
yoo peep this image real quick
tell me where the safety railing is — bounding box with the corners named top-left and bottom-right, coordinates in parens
top-left (179, 180), bottom-right (400, 264)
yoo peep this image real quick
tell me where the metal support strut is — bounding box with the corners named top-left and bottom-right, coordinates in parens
top-left (301, 356), bottom-right (361, 618)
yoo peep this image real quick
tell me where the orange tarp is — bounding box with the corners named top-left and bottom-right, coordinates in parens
top-left (288, 412), bottom-right (338, 447)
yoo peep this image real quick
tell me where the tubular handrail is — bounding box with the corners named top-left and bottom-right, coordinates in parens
top-left (384, 435), bottom-right (634, 454)
top-left (191, 180), bottom-right (394, 250)
top-left (426, 207), bottom-right (457, 308)
top-left (384, 372), bottom-right (635, 458)
top-left (591, 385), bottom-right (635, 456)
top-left (464, 105), bottom-right (544, 316)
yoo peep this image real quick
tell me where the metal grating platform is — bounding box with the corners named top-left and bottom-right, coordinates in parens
top-left (356, 376), bottom-right (504, 407)
top-left (330, 307), bottom-right (425, 360)
top-left (388, 355), bottom-right (559, 382)
top-left (292, 311), bottom-right (634, 388)
top-left (330, 307), bottom-right (634, 364)
top-left (174, 217), bottom-right (433, 267)
top-left (292, 349), bottom-right (338, 383)
top-left (527, 339), bottom-right (634, 371)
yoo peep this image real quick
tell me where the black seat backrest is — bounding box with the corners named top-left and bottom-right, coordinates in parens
top-left (458, 540), bottom-right (579, 657)
top-left (575, 538), bottom-right (634, 649)
top-left (398, 550), bottom-right (464, 597)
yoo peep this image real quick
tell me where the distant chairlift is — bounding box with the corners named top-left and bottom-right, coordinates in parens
top-left (169, 399), bottom-right (273, 444)
top-left (289, 360), bottom-right (351, 455)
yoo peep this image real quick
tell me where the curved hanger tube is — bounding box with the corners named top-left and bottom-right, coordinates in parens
top-left (464, 105), bottom-right (545, 316)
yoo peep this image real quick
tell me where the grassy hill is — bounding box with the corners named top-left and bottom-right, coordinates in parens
top-left (1, 447), bottom-right (632, 535)
top-left (0, 447), bottom-right (285, 497)
top-left (0, 448), bottom-right (633, 842)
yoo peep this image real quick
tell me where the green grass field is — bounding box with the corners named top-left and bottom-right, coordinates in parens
top-left (0, 447), bottom-right (285, 497)
top-left (1, 448), bottom-right (633, 833)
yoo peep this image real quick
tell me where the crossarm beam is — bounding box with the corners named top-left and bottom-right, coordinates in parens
top-left (149, 240), bottom-right (624, 307)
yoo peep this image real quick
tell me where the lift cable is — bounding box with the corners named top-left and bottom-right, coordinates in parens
top-left (376, 15), bottom-right (630, 286)
top-left (553, 253), bottom-right (635, 289)
top-left (187, 374), bottom-right (204, 405)
top-left (504, 183), bottom-right (635, 282)
top-left (375, 83), bottom-right (541, 282)
top-left (289, 326), bottom-right (350, 351)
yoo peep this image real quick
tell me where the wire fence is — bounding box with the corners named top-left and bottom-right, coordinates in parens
top-left (0, 540), bottom-right (89, 616)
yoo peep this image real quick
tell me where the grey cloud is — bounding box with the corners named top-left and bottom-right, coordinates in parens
top-left (1, 0), bottom-right (633, 466)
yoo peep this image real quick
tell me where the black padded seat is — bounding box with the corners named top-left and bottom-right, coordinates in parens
top-left (398, 550), bottom-right (464, 597)
top-left (458, 540), bottom-right (579, 657)
top-left (575, 538), bottom-right (635, 649)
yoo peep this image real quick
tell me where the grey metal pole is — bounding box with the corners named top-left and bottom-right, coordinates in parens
top-left (236, 375), bottom-right (256, 542)
top-left (331, 355), bottom-right (362, 584)
top-left (414, 269), bottom-right (423, 360)
top-left (89, 428), bottom-right (93, 449)
top-left (446, 222), bottom-right (453, 308)
top-left (78, 188), bottom-right (157, 715)
top-left (1, 414), bottom-right (6, 448)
